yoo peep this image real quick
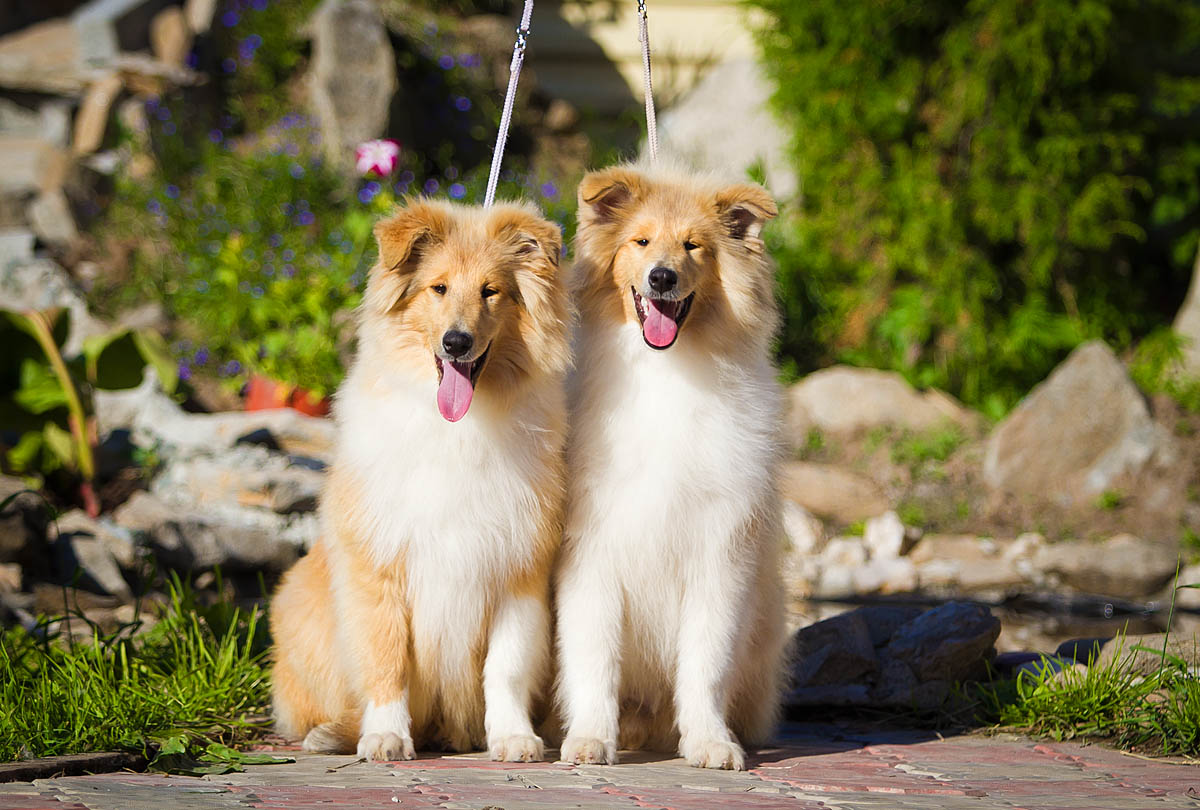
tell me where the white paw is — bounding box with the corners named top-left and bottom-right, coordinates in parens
top-left (302, 723), bottom-right (349, 754)
top-left (681, 738), bottom-right (744, 770)
top-left (356, 731), bottom-right (415, 761)
top-left (489, 733), bottom-right (545, 762)
top-left (560, 736), bottom-right (617, 765)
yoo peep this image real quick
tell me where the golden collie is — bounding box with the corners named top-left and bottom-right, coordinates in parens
top-left (270, 199), bottom-right (570, 762)
top-left (555, 163), bottom-right (789, 770)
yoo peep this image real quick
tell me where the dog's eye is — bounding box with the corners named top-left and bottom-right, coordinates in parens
top-left (683, 241), bottom-right (700, 251)
top-left (481, 286), bottom-right (498, 300)
top-left (634, 238), bottom-right (649, 247)
top-left (432, 284), bottom-right (447, 295)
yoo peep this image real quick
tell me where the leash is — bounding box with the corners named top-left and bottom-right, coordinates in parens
top-left (637, 0), bottom-right (658, 162)
top-left (483, 0), bottom-right (535, 208)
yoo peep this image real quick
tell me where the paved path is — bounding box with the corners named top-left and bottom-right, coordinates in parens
top-left (2, 723), bottom-right (1198, 810)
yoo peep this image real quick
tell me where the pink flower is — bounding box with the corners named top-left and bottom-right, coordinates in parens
top-left (355, 139), bottom-right (400, 176)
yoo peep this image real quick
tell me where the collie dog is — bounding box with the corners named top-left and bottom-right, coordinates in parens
top-left (270, 199), bottom-right (569, 762)
top-left (555, 164), bottom-right (788, 770)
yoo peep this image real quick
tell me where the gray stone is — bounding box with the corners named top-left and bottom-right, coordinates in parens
top-left (884, 601), bottom-right (1000, 682)
top-left (0, 475), bottom-right (47, 566)
top-left (0, 257), bottom-right (107, 355)
top-left (984, 341), bottom-right (1165, 506)
top-left (651, 59), bottom-right (796, 201)
top-left (52, 510), bottom-right (134, 601)
top-left (1094, 633), bottom-right (1200, 677)
top-left (0, 227), bottom-right (34, 269)
top-left (780, 461), bottom-right (889, 524)
top-left (909, 534), bottom-right (1033, 593)
top-left (0, 137), bottom-right (69, 196)
top-left (0, 18), bottom-right (105, 95)
top-left (306, 0), bottom-right (396, 173)
top-left (1034, 533), bottom-right (1178, 598)
top-left (863, 510), bottom-right (907, 560)
top-left (1175, 248), bottom-right (1200, 375)
top-left (54, 509), bottom-right (138, 568)
top-left (28, 189), bottom-right (78, 246)
top-left (1173, 563), bottom-right (1200, 609)
top-left (787, 366), bottom-right (972, 441)
top-left (0, 98), bottom-right (71, 146)
top-left (851, 557), bottom-right (917, 595)
top-left (790, 610), bottom-right (879, 688)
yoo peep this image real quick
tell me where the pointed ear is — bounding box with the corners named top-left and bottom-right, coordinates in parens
top-left (578, 166), bottom-right (645, 224)
top-left (368, 201), bottom-right (450, 310)
top-left (714, 183), bottom-right (778, 242)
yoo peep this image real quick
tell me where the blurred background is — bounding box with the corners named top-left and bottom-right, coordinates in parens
top-left (2, 0), bottom-right (1200, 757)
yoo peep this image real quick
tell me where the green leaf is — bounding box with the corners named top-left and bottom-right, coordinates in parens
top-left (83, 329), bottom-right (144, 390)
top-left (42, 422), bottom-right (76, 471)
top-left (5, 431), bottom-right (46, 473)
top-left (132, 329), bottom-right (178, 394)
top-left (203, 742), bottom-right (292, 766)
top-left (13, 358), bottom-right (67, 414)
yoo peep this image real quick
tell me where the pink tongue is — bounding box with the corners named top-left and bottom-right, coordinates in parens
top-left (642, 298), bottom-right (679, 348)
top-left (437, 360), bottom-right (474, 422)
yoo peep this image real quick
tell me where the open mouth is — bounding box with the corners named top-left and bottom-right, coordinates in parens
top-left (632, 288), bottom-right (694, 350)
top-left (434, 342), bottom-right (490, 422)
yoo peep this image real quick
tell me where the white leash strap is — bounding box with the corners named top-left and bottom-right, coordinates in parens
top-left (637, 0), bottom-right (659, 162)
top-left (484, 0), bottom-right (535, 208)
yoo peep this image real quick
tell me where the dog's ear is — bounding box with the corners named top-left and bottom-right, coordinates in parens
top-left (578, 167), bottom-right (644, 224)
top-left (369, 202), bottom-right (451, 310)
top-left (490, 206), bottom-right (570, 375)
top-left (713, 183), bottom-right (778, 242)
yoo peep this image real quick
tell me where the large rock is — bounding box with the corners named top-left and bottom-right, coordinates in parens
top-left (787, 366), bottom-right (971, 443)
top-left (884, 601), bottom-right (1001, 682)
top-left (909, 533), bottom-right (1042, 594)
top-left (1175, 248), bottom-right (1200, 376)
top-left (0, 18), bottom-right (107, 94)
top-left (1093, 633), bottom-right (1200, 677)
top-left (1034, 533), bottom-right (1178, 598)
top-left (780, 461), bottom-right (889, 524)
top-left (305, 0), bottom-right (396, 173)
top-left (984, 341), bottom-right (1164, 506)
top-left (651, 59), bottom-right (796, 201)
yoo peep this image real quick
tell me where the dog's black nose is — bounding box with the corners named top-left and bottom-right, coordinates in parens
top-left (648, 267), bottom-right (677, 293)
top-left (442, 330), bottom-right (474, 358)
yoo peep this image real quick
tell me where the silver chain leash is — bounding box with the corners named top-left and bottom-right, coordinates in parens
top-left (637, 0), bottom-right (659, 162)
top-left (484, 0), bottom-right (535, 208)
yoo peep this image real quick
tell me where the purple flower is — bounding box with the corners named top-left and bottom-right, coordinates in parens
top-left (268, 233), bottom-right (282, 247)
top-left (358, 187), bottom-right (374, 204)
top-left (222, 58), bottom-right (237, 74)
top-left (445, 166), bottom-right (459, 180)
top-left (221, 10), bottom-right (239, 26)
top-left (458, 54), bottom-right (479, 68)
top-left (251, 0), bottom-right (268, 10)
top-left (282, 264), bottom-right (296, 278)
top-left (165, 184), bottom-right (180, 199)
top-left (263, 264), bottom-right (275, 276)
top-left (221, 360), bottom-right (243, 377)
top-left (423, 178), bottom-right (440, 195)
top-left (540, 181), bottom-right (558, 199)
top-left (252, 286), bottom-right (264, 297)
top-left (208, 129), bottom-right (223, 144)
top-left (289, 162), bottom-right (305, 179)
top-left (399, 169), bottom-right (415, 183)
top-left (438, 54), bottom-right (454, 70)
top-left (186, 51), bottom-right (198, 69)
top-left (178, 361), bottom-right (191, 381)
top-left (449, 183), bottom-right (466, 199)
top-left (162, 121), bottom-right (176, 135)
top-left (194, 347), bottom-right (210, 365)
top-left (282, 248), bottom-right (295, 261)
top-left (297, 211), bottom-right (315, 225)
top-left (194, 279), bottom-right (209, 292)
top-left (454, 96), bottom-right (471, 112)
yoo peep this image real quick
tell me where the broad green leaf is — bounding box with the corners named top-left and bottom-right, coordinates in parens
top-left (42, 422), bottom-right (76, 470)
top-left (132, 329), bottom-right (178, 394)
top-left (5, 431), bottom-right (45, 473)
top-left (86, 329), bottom-right (144, 390)
top-left (13, 359), bottom-right (67, 414)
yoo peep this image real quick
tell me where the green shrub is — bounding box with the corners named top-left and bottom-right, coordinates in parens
top-left (754, 0), bottom-right (1200, 416)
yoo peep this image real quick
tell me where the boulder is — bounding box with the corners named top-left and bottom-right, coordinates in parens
top-left (780, 461), bottom-right (889, 524)
top-left (884, 601), bottom-right (1001, 682)
top-left (305, 0), bottom-right (396, 173)
top-left (651, 59), bottom-right (796, 201)
top-left (983, 341), bottom-right (1164, 506)
top-left (52, 510), bottom-right (135, 600)
top-left (908, 533), bottom-right (1038, 594)
top-left (787, 366), bottom-right (972, 442)
top-left (1093, 633), bottom-right (1200, 677)
top-left (1034, 533), bottom-right (1178, 598)
top-left (790, 609), bottom-right (879, 688)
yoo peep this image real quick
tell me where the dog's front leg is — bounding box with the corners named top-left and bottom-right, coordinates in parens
top-left (556, 560), bottom-right (622, 765)
top-left (483, 585), bottom-right (549, 761)
top-left (674, 564), bottom-right (748, 771)
top-left (335, 548), bottom-right (416, 762)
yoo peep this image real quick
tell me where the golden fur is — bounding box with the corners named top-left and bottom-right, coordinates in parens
top-left (271, 199), bottom-right (569, 761)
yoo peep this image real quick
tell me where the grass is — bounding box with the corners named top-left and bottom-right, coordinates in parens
top-left (0, 575), bottom-right (273, 764)
top-left (891, 424), bottom-right (966, 468)
top-left (1096, 489), bottom-right (1125, 510)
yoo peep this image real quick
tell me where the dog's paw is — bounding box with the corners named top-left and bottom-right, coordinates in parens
top-left (681, 738), bottom-right (745, 770)
top-left (356, 732), bottom-right (415, 762)
top-left (489, 733), bottom-right (545, 762)
top-left (560, 736), bottom-right (617, 765)
top-left (302, 723), bottom-right (351, 754)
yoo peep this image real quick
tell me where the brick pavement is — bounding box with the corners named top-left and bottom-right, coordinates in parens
top-left (2, 723), bottom-right (1198, 810)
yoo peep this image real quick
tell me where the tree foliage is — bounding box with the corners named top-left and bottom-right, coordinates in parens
top-left (753, 0), bottom-right (1200, 414)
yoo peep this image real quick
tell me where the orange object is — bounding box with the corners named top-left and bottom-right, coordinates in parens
top-left (244, 375), bottom-right (330, 417)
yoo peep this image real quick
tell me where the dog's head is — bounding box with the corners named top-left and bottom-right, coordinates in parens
top-left (364, 199), bottom-right (567, 422)
top-left (573, 165), bottom-right (778, 353)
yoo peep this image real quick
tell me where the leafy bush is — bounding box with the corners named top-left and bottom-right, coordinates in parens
top-left (754, 0), bottom-right (1200, 416)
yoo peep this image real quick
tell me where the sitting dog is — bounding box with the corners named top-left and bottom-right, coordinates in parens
top-left (555, 163), bottom-right (788, 770)
top-left (270, 199), bottom-right (570, 762)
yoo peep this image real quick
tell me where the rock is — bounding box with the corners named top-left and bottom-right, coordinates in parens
top-left (0, 137), bottom-right (69, 196)
top-left (791, 610), bottom-right (879, 688)
top-left (0, 475), bottom-right (48, 567)
top-left (1174, 247), bottom-right (1200, 375)
top-left (543, 98), bottom-right (579, 132)
top-left (27, 189), bottom-right (78, 246)
top-left (52, 510), bottom-right (134, 601)
top-left (1174, 563), bottom-right (1200, 610)
top-left (908, 534), bottom-right (1033, 593)
top-left (0, 99), bottom-right (71, 146)
top-left (1034, 533), bottom-right (1178, 598)
top-left (0, 257), bottom-right (107, 356)
top-left (306, 0), bottom-right (396, 173)
top-left (813, 536), bottom-right (867, 598)
top-left (0, 18), bottom-right (107, 95)
top-left (884, 601), bottom-right (1001, 682)
top-left (780, 461), bottom-right (889, 524)
top-left (54, 509), bottom-right (138, 568)
top-left (851, 557), bottom-right (918, 595)
top-left (787, 366), bottom-right (972, 441)
top-left (782, 501), bottom-right (822, 555)
top-left (185, 0), bottom-right (218, 34)
top-left (0, 228), bottom-right (34, 266)
top-left (1055, 637), bottom-right (1109, 665)
top-left (1093, 633), bottom-right (1200, 677)
top-left (984, 341), bottom-right (1164, 506)
top-left (0, 562), bottom-right (20, 592)
top-left (652, 59), bottom-right (796, 201)
top-left (864, 511), bottom-right (907, 560)
top-left (71, 72), bottom-right (124, 155)
top-left (150, 6), bottom-right (191, 66)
